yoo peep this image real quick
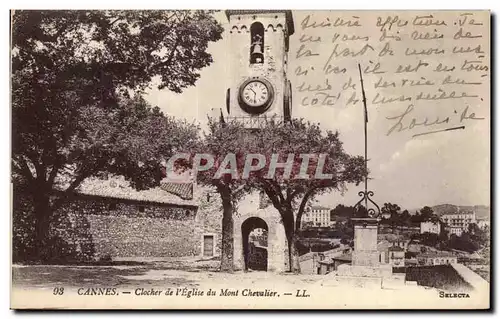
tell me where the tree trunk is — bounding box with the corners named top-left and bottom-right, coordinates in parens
top-left (33, 192), bottom-right (51, 262)
top-left (285, 232), bottom-right (301, 273)
top-left (219, 190), bottom-right (234, 272)
top-left (283, 212), bottom-right (300, 273)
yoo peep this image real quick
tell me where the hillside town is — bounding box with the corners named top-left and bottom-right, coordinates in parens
top-left (298, 203), bottom-right (490, 285)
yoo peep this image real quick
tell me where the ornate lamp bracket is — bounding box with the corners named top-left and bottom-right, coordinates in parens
top-left (354, 190), bottom-right (381, 218)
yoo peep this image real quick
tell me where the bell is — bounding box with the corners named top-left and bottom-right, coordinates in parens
top-left (252, 44), bottom-right (263, 55)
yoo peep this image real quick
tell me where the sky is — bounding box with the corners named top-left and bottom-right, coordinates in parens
top-left (145, 10), bottom-right (490, 211)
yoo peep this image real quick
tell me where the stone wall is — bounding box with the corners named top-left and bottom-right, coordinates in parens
top-left (15, 191), bottom-right (223, 261)
top-left (405, 265), bottom-right (473, 291)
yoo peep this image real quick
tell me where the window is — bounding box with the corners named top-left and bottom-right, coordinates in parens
top-left (250, 22), bottom-right (264, 64)
top-left (203, 235), bottom-right (214, 257)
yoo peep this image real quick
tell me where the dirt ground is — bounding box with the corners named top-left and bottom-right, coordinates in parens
top-left (11, 262), bottom-right (489, 310)
top-left (12, 262), bottom-right (319, 289)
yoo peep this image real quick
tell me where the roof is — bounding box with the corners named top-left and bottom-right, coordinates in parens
top-left (377, 240), bottom-right (392, 252)
top-left (310, 206), bottom-right (331, 211)
top-left (388, 246), bottom-right (404, 252)
top-left (468, 252), bottom-right (483, 259)
top-left (73, 176), bottom-right (198, 207)
top-left (160, 182), bottom-right (193, 200)
top-left (441, 211), bottom-right (475, 216)
top-left (418, 252), bottom-right (456, 258)
top-left (225, 10), bottom-right (295, 35)
top-left (332, 253), bottom-right (352, 262)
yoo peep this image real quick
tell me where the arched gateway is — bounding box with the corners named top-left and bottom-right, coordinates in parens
top-left (241, 217), bottom-right (268, 271)
top-left (233, 193), bottom-right (287, 272)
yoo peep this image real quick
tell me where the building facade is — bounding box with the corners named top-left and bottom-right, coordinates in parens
top-left (302, 206), bottom-right (333, 227)
top-left (440, 211), bottom-right (476, 232)
top-left (388, 246), bottom-right (405, 268)
top-left (447, 226), bottom-right (464, 237)
top-left (417, 252), bottom-right (457, 266)
top-left (14, 176), bottom-right (223, 261)
top-left (420, 221), bottom-right (441, 234)
top-left (378, 240), bottom-right (407, 267)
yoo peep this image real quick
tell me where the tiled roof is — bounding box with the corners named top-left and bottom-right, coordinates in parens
top-left (160, 181), bottom-right (193, 200)
top-left (74, 177), bottom-right (198, 207)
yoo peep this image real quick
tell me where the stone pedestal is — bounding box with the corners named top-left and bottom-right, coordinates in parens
top-left (337, 264), bottom-right (393, 278)
top-left (334, 217), bottom-right (397, 287)
top-left (352, 218), bottom-right (380, 267)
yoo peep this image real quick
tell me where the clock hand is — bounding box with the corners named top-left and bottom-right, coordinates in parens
top-left (249, 89), bottom-right (257, 104)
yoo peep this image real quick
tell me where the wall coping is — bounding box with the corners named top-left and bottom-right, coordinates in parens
top-left (451, 263), bottom-right (489, 292)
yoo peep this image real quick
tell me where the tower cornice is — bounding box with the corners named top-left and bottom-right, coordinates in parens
top-left (225, 10), bottom-right (294, 35)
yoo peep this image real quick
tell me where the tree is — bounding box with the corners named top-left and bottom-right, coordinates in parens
top-left (11, 10), bottom-right (222, 260)
top-left (449, 232), bottom-right (480, 253)
top-left (467, 223), bottom-right (489, 248)
top-left (354, 205), bottom-right (370, 218)
top-left (381, 203), bottom-right (401, 231)
top-left (330, 204), bottom-right (356, 222)
top-left (242, 119), bottom-right (366, 272)
top-left (399, 209), bottom-right (411, 227)
top-left (190, 119), bottom-right (365, 272)
top-left (420, 232), bottom-right (440, 247)
top-left (410, 211), bottom-right (423, 225)
top-left (419, 206), bottom-right (436, 221)
top-left (192, 119), bottom-right (252, 272)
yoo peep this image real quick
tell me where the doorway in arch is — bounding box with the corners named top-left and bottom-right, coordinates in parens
top-left (241, 217), bottom-right (268, 271)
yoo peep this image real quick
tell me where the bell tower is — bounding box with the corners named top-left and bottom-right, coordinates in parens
top-left (224, 10), bottom-right (294, 128)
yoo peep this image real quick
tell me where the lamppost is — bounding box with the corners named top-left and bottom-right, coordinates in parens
top-left (354, 64), bottom-right (381, 219)
top-left (350, 64), bottom-right (381, 268)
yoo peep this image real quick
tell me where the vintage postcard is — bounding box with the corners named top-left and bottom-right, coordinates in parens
top-left (10, 10), bottom-right (490, 309)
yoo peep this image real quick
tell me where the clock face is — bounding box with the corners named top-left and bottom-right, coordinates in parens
top-left (241, 81), bottom-right (270, 108)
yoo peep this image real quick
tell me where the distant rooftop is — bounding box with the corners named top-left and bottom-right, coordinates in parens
top-left (441, 210), bottom-right (475, 216)
top-left (332, 253), bottom-right (352, 262)
top-left (310, 206), bottom-right (331, 211)
top-left (419, 252), bottom-right (456, 258)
